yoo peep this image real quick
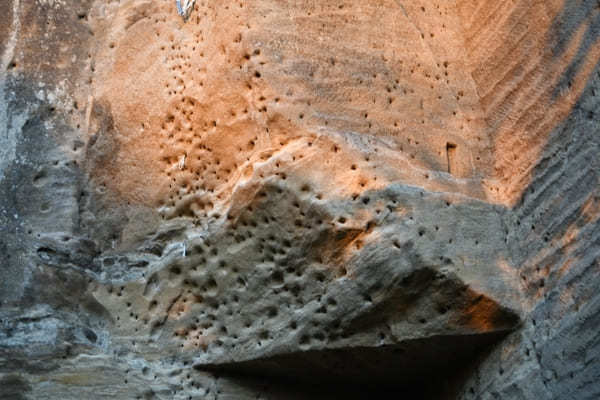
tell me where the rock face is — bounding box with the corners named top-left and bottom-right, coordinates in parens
top-left (0, 1), bottom-right (598, 399)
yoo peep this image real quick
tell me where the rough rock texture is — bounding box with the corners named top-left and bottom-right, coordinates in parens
top-left (0, 1), bottom-right (598, 399)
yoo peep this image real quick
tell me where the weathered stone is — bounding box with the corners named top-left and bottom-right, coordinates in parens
top-left (0, 1), bottom-right (598, 399)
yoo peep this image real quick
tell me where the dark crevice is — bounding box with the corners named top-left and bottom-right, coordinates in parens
top-left (196, 330), bottom-right (513, 399)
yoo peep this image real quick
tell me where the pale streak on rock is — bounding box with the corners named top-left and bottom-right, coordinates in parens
top-left (0, 0), bottom-right (21, 182)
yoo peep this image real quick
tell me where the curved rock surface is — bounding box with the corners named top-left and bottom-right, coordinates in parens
top-left (0, 1), bottom-right (598, 399)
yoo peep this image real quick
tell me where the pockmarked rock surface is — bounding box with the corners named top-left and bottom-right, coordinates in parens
top-left (0, 1), bottom-right (599, 399)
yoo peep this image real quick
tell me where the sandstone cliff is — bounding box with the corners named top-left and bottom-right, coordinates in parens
top-left (0, 1), bottom-right (598, 399)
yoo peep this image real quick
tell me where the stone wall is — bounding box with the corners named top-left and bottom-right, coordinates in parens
top-left (0, 1), bottom-right (598, 399)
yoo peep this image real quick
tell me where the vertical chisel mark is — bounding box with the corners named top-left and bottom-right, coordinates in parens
top-left (446, 142), bottom-right (457, 175)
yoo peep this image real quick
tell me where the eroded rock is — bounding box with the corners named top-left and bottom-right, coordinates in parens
top-left (0, 1), bottom-right (598, 399)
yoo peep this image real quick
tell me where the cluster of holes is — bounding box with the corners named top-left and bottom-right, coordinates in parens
top-left (110, 178), bottom-right (429, 358)
top-left (152, 4), bottom-right (305, 222)
top-left (231, 0), bottom-right (488, 176)
top-left (101, 5), bottom-right (513, 395)
top-left (134, 187), bottom-right (470, 352)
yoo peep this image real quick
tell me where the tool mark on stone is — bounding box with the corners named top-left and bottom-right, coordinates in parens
top-left (446, 142), bottom-right (457, 175)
